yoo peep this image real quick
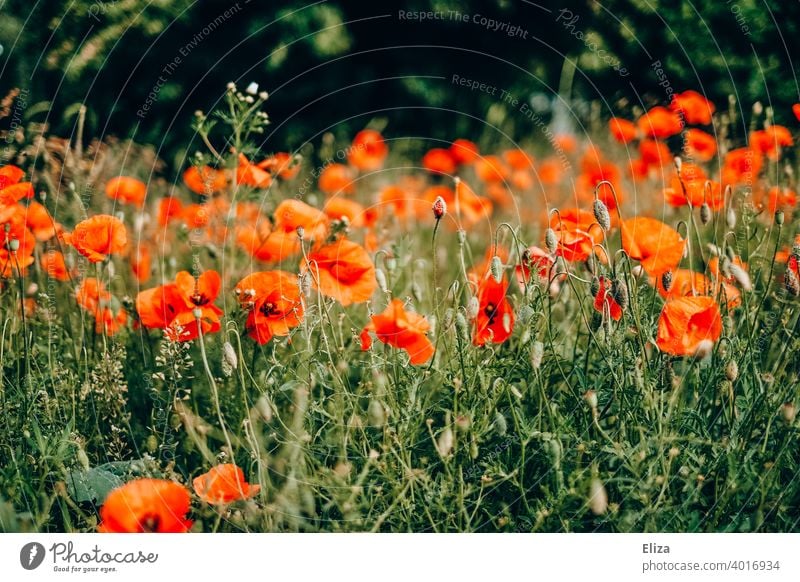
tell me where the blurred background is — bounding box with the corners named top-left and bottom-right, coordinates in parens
top-left (1, 0), bottom-right (798, 168)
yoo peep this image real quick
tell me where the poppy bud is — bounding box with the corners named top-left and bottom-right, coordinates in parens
top-left (530, 340), bottom-right (544, 370)
top-left (296, 225), bottom-right (305, 240)
top-left (700, 203), bottom-right (711, 225)
top-left (583, 389), bottom-right (598, 409)
top-left (728, 263), bottom-right (752, 291)
top-left (490, 255), bottom-right (503, 283)
top-left (776, 210), bottom-right (785, 226)
top-left (457, 229), bottom-right (467, 244)
top-left (367, 399), bottom-right (385, 427)
top-left (780, 402), bottom-right (797, 424)
top-left (432, 196), bottom-right (447, 220)
top-left (502, 312), bottom-right (512, 334)
top-left (589, 478), bottom-right (608, 515)
top-left (223, 341), bottom-right (238, 371)
top-left (436, 427), bottom-right (454, 457)
top-left (725, 360), bottom-right (738, 382)
top-left (254, 394), bottom-right (273, 422)
top-left (375, 268), bottom-right (388, 293)
top-left (612, 279), bottom-right (629, 310)
top-left (590, 276), bottom-right (600, 296)
top-left (493, 411), bottom-right (507, 436)
top-left (443, 308), bottom-right (455, 330)
top-left (726, 205), bottom-right (736, 229)
top-left (662, 270), bottom-right (673, 292)
top-left (545, 228), bottom-right (558, 254)
top-left (455, 311), bottom-right (470, 343)
top-left (593, 199), bottom-right (611, 231)
top-left (786, 267), bottom-right (800, 297)
top-left (385, 257), bottom-right (397, 272)
top-left (673, 156), bottom-right (683, 174)
top-left (466, 296), bottom-right (480, 320)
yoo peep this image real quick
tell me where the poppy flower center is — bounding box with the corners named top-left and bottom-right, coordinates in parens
top-left (191, 292), bottom-right (209, 306)
top-left (484, 302), bottom-right (497, 323)
top-left (260, 301), bottom-right (277, 316)
top-left (141, 514), bottom-right (161, 532)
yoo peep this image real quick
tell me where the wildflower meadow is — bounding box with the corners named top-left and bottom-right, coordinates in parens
top-left (1, 1), bottom-right (800, 537)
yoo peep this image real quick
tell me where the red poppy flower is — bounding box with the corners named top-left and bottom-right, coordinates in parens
top-left (301, 238), bottom-right (376, 306)
top-left (515, 246), bottom-right (554, 290)
top-left (236, 154), bottom-right (272, 189)
top-left (473, 273), bottom-right (515, 346)
top-left (193, 464), bottom-right (260, 505)
top-left (41, 250), bottom-right (70, 281)
top-left (474, 155), bottom-right (511, 183)
top-left (98, 478), bottom-right (192, 533)
top-left (550, 208), bottom-right (603, 263)
top-left (234, 270), bottom-right (304, 344)
top-left (422, 148), bottom-right (457, 175)
top-left (722, 148), bottom-right (763, 185)
top-left (105, 176), bottom-right (147, 207)
top-left (360, 299), bottom-right (435, 364)
top-left (158, 197), bottom-right (183, 226)
top-left (450, 139), bottom-right (479, 164)
top-left (593, 276), bottom-right (623, 321)
top-left (656, 296), bottom-right (722, 356)
top-left (684, 128), bottom-right (717, 162)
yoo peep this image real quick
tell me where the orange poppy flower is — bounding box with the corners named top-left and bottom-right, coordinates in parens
top-left (24, 201), bottom-right (61, 241)
top-left (75, 277), bottom-right (127, 335)
top-left (609, 118), bottom-right (638, 143)
top-left (348, 129), bottom-right (388, 171)
top-left (538, 158), bottom-right (563, 185)
top-left (656, 296), bottom-right (722, 356)
top-left (0, 215), bottom-right (35, 275)
top-left (259, 152), bottom-right (299, 180)
top-left (234, 270), bottom-right (304, 344)
top-left (638, 106), bottom-right (683, 139)
top-left (378, 184), bottom-right (425, 220)
top-left (237, 224), bottom-right (300, 263)
top-left (41, 250), bottom-right (70, 281)
top-left (76, 277), bottom-right (111, 313)
top-left (193, 464), bottom-right (260, 504)
top-left (98, 478), bottom-right (192, 533)
top-left (550, 208), bottom-right (603, 263)
top-left (323, 197), bottom-right (372, 228)
top-left (670, 90), bottom-right (715, 125)
top-left (0, 166), bottom-right (33, 203)
top-left (684, 128), bottom-right (717, 162)
top-left (639, 139), bottom-right (672, 169)
top-left (593, 276), bottom-right (623, 321)
top-left (750, 126), bottom-right (794, 160)
top-left (318, 163), bottom-right (355, 195)
top-left (621, 217), bottom-right (685, 276)
top-left (655, 269), bottom-right (711, 300)
top-left (0, 164), bottom-right (25, 189)
top-left (450, 139), bottom-right (479, 165)
top-left (578, 152), bottom-right (623, 209)
top-left (554, 134), bottom-right (577, 154)
top-left (64, 215), bottom-right (127, 263)
top-left (722, 148), bottom-right (763, 185)
top-left (301, 238), bottom-right (376, 306)
top-left (130, 244), bottom-right (152, 283)
top-left (473, 273), bottom-right (515, 346)
top-left (273, 199), bottom-right (328, 241)
top-left (236, 154), bottom-right (272, 189)
top-left (360, 299), bottom-right (434, 364)
top-left (663, 166), bottom-right (725, 210)
top-left (474, 155), bottom-right (511, 183)
top-left (183, 166), bottom-right (227, 195)
top-left (794, 103), bottom-right (800, 122)
top-left (105, 176), bottom-right (146, 207)
top-left (422, 148), bottom-right (457, 175)
top-left (503, 149), bottom-right (534, 172)
top-left (158, 197), bottom-right (183, 226)
top-left (764, 186), bottom-right (798, 214)
top-left (424, 180), bottom-right (492, 228)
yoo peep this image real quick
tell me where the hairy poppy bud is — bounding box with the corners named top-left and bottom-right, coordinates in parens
top-left (725, 360), bottom-right (738, 382)
top-left (530, 340), bottom-right (544, 370)
top-left (786, 267), bottom-right (800, 297)
top-left (223, 341), bottom-right (238, 371)
top-left (436, 427), bottom-right (454, 457)
top-left (299, 271), bottom-right (312, 297)
top-left (593, 199), bottom-right (611, 231)
top-left (455, 311), bottom-right (470, 343)
top-left (728, 263), bottom-right (752, 291)
top-left (590, 276), bottom-right (600, 296)
top-left (466, 296), bottom-right (480, 320)
top-left (726, 206), bottom-right (736, 230)
top-left (612, 279), bottom-right (629, 310)
top-left (490, 255), bottom-right (503, 283)
top-left (432, 196), bottom-right (447, 220)
top-left (780, 402), bottom-right (797, 424)
top-left (375, 268), bottom-right (388, 293)
top-left (700, 203), bottom-right (711, 225)
top-left (493, 411), bottom-right (507, 436)
top-left (662, 270), bottom-right (673, 293)
top-left (545, 228), bottom-right (558, 254)
top-left (443, 308), bottom-right (455, 330)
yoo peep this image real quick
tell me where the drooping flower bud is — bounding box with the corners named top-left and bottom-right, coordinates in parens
top-left (223, 341), bottom-right (238, 371)
top-left (593, 199), bottom-right (611, 231)
top-left (490, 255), bottom-right (503, 283)
top-left (700, 202), bottom-right (711, 225)
top-left (725, 360), bottom-right (738, 382)
top-left (466, 296), bottom-right (480, 320)
top-left (545, 228), bottom-right (558, 254)
top-left (589, 478), bottom-right (608, 515)
top-left (530, 340), bottom-right (544, 370)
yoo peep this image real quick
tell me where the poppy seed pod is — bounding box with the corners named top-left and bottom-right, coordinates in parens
top-left (432, 195), bottom-right (447, 220)
top-left (8, 238), bottom-right (19, 252)
top-left (593, 199), bottom-right (611, 231)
